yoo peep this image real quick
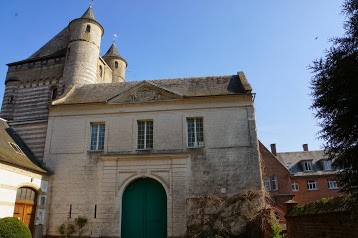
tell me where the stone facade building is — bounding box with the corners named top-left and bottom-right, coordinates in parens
top-left (0, 7), bottom-right (263, 238)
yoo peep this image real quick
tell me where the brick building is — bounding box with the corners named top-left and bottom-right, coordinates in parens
top-left (260, 142), bottom-right (341, 227)
top-left (0, 6), bottom-right (264, 238)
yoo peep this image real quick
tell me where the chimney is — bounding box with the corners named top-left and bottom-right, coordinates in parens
top-left (270, 144), bottom-right (277, 156)
top-left (303, 144), bottom-right (308, 151)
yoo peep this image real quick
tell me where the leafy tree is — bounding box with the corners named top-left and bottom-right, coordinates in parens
top-left (310, 0), bottom-right (358, 194)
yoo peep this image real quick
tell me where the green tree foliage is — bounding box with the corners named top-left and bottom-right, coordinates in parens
top-left (0, 217), bottom-right (32, 238)
top-left (310, 0), bottom-right (358, 193)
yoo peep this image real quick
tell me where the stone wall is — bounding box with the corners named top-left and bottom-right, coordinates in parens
top-left (43, 95), bottom-right (262, 237)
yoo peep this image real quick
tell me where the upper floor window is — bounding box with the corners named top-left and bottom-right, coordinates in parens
top-left (137, 120), bottom-right (153, 150)
top-left (264, 176), bottom-right (271, 191)
top-left (323, 160), bottom-right (333, 171)
top-left (328, 179), bottom-right (339, 189)
top-left (291, 182), bottom-right (299, 191)
top-left (90, 123), bottom-right (105, 151)
top-left (187, 118), bottom-right (204, 148)
top-left (272, 176), bottom-right (278, 191)
top-left (115, 61), bottom-right (118, 68)
top-left (303, 161), bottom-right (313, 172)
top-left (99, 65), bottom-right (103, 78)
top-left (307, 180), bottom-right (318, 190)
top-left (86, 25), bottom-right (91, 32)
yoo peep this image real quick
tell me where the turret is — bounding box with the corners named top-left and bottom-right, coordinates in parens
top-left (0, 77), bottom-right (20, 120)
top-left (103, 43), bottom-right (127, 82)
top-left (62, 7), bottom-right (104, 90)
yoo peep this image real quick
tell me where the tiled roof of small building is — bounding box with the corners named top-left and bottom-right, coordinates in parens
top-left (53, 72), bottom-right (253, 105)
top-left (0, 118), bottom-right (49, 173)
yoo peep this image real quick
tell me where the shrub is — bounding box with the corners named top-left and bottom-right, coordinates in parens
top-left (0, 217), bottom-right (32, 238)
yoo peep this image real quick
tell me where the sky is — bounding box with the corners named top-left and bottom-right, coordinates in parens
top-left (0, 1), bottom-right (345, 152)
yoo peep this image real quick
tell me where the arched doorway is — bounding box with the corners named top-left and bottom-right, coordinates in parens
top-left (121, 178), bottom-right (167, 238)
top-left (13, 187), bottom-right (37, 234)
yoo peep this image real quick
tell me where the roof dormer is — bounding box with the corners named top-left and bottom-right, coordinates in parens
top-left (301, 160), bottom-right (313, 172)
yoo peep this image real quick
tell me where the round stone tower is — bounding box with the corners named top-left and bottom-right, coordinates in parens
top-left (63, 6), bottom-right (104, 90)
top-left (103, 43), bottom-right (127, 82)
top-left (0, 77), bottom-right (20, 120)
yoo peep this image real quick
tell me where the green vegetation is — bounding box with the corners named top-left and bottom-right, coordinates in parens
top-left (288, 195), bottom-right (358, 216)
top-left (270, 220), bottom-right (285, 238)
top-left (310, 0), bottom-right (358, 194)
top-left (58, 216), bottom-right (88, 238)
top-left (0, 217), bottom-right (32, 238)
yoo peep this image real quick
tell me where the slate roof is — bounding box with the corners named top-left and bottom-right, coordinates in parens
top-left (276, 150), bottom-right (336, 176)
top-left (53, 72), bottom-right (253, 105)
top-left (81, 6), bottom-right (96, 21)
top-left (103, 43), bottom-right (121, 58)
top-left (0, 118), bottom-right (49, 173)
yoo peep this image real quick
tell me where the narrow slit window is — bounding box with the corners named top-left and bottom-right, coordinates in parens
top-left (86, 25), bottom-right (91, 32)
top-left (99, 66), bottom-right (103, 78)
top-left (115, 61), bottom-right (118, 68)
top-left (51, 87), bottom-right (58, 100)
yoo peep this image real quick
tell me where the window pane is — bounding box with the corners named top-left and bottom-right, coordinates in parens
top-left (137, 121), bottom-right (145, 149)
top-left (196, 118), bottom-right (204, 144)
top-left (98, 124), bottom-right (105, 150)
top-left (187, 119), bottom-right (195, 147)
top-left (146, 121), bottom-right (153, 149)
top-left (90, 124), bottom-right (98, 150)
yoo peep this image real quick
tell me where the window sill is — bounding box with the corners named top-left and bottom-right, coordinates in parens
top-left (87, 150), bottom-right (104, 153)
top-left (307, 189), bottom-right (319, 191)
top-left (187, 146), bottom-right (205, 149)
top-left (136, 149), bottom-right (153, 151)
top-left (328, 187), bottom-right (339, 190)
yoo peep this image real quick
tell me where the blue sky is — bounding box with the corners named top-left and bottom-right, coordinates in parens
top-left (0, 1), bottom-right (344, 152)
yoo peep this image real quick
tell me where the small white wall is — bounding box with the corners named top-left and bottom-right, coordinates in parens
top-left (0, 163), bottom-right (48, 223)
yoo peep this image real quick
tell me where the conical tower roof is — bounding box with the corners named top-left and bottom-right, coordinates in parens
top-left (104, 43), bottom-right (121, 58)
top-left (81, 6), bottom-right (96, 21)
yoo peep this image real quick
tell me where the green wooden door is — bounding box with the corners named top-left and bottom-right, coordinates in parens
top-left (122, 178), bottom-right (167, 238)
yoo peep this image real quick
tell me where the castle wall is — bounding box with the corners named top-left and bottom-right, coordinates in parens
top-left (1, 58), bottom-right (65, 161)
top-left (43, 95), bottom-right (261, 237)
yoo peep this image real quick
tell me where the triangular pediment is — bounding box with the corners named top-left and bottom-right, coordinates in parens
top-left (107, 81), bottom-right (183, 104)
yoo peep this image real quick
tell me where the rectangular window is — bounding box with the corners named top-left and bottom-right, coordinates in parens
top-left (90, 123), bottom-right (105, 150)
top-left (323, 160), bottom-right (333, 171)
top-left (137, 121), bottom-right (153, 149)
top-left (264, 176), bottom-right (271, 191)
top-left (303, 161), bottom-right (313, 172)
top-left (307, 180), bottom-right (318, 190)
top-left (291, 182), bottom-right (299, 191)
top-left (328, 179), bottom-right (339, 189)
top-left (272, 176), bottom-right (278, 191)
top-left (187, 118), bottom-right (204, 148)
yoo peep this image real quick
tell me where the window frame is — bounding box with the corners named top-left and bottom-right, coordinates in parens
top-left (291, 182), bottom-right (299, 191)
top-left (137, 120), bottom-right (153, 150)
top-left (89, 123), bottom-right (105, 151)
top-left (271, 176), bottom-right (278, 191)
top-left (307, 180), bottom-right (318, 190)
top-left (187, 117), bottom-right (204, 148)
top-left (323, 160), bottom-right (333, 171)
top-left (303, 161), bottom-right (313, 172)
top-left (264, 176), bottom-right (271, 191)
top-left (328, 179), bottom-right (339, 189)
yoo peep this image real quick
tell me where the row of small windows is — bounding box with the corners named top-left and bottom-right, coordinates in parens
top-left (89, 118), bottom-right (204, 151)
top-left (265, 177), bottom-right (339, 192)
top-left (291, 180), bottom-right (339, 191)
top-left (302, 159), bottom-right (333, 172)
